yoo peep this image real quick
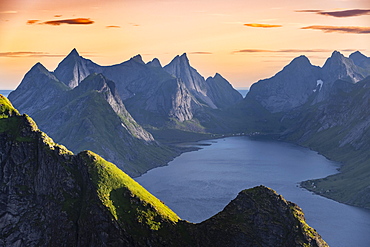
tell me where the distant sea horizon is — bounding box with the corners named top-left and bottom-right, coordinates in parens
top-left (236, 88), bottom-right (249, 97)
top-left (0, 90), bottom-right (12, 98)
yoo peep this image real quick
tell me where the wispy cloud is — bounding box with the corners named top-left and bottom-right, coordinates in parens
top-left (0, 11), bottom-right (18, 14)
top-left (54, 15), bottom-right (62, 17)
top-left (189, 52), bottom-right (213, 55)
top-left (296, 9), bottom-right (370, 17)
top-left (0, 52), bottom-right (65, 57)
top-left (129, 22), bottom-right (140, 27)
top-left (295, 10), bottom-right (323, 13)
top-left (233, 49), bottom-right (344, 54)
top-left (27, 20), bottom-right (39, 25)
top-left (27, 18), bottom-right (94, 26)
top-left (106, 25), bottom-right (121, 28)
top-left (244, 23), bottom-right (282, 28)
top-left (301, 25), bottom-right (370, 34)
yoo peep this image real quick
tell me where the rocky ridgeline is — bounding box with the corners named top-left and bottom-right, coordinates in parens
top-left (0, 95), bottom-right (327, 246)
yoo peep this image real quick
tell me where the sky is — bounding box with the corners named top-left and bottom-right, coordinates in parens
top-left (0, 0), bottom-right (369, 89)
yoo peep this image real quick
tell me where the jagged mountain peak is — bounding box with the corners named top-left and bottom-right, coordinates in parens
top-left (180, 52), bottom-right (188, 60)
top-left (62, 48), bottom-right (82, 62)
top-left (130, 54), bottom-right (145, 64)
top-left (213, 72), bottom-right (223, 79)
top-left (147, 58), bottom-right (162, 67)
top-left (349, 51), bottom-right (370, 70)
top-left (54, 49), bottom-right (100, 88)
top-left (288, 55), bottom-right (311, 67)
top-left (350, 51), bottom-right (366, 58)
top-left (166, 53), bottom-right (191, 68)
top-left (321, 50), bottom-right (366, 84)
top-left (331, 50), bottom-right (343, 57)
top-left (29, 62), bottom-right (51, 74)
top-left (69, 48), bottom-right (80, 56)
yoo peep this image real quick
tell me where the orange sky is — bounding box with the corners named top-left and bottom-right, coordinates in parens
top-left (1, 0), bottom-right (369, 89)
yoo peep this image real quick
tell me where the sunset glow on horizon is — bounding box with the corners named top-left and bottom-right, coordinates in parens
top-left (1, 0), bottom-right (369, 89)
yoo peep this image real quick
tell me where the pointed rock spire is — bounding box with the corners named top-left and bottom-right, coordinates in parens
top-left (147, 58), bottom-right (162, 67)
top-left (130, 54), bottom-right (145, 64)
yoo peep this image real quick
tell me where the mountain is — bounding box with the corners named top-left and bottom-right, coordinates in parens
top-left (164, 53), bottom-right (242, 109)
top-left (349, 51), bottom-right (370, 70)
top-left (0, 97), bottom-right (328, 246)
top-left (9, 66), bottom-right (178, 177)
top-left (51, 49), bottom-right (242, 131)
top-left (246, 51), bottom-right (370, 114)
top-left (247, 55), bottom-right (321, 113)
top-left (53, 48), bottom-right (101, 88)
top-left (8, 63), bottom-right (70, 114)
top-left (240, 50), bottom-right (370, 209)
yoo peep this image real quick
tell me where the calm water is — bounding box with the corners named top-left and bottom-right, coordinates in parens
top-left (136, 136), bottom-right (370, 247)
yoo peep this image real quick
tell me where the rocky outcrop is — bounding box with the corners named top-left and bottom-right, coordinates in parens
top-left (0, 96), bottom-right (328, 246)
top-left (192, 186), bottom-right (328, 247)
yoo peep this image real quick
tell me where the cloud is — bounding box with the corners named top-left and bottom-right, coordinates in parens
top-left (27, 20), bottom-right (39, 25)
top-left (295, 10), bottom-right (323, 13)
top-left (296, 9), bottom-right (370, 17)
top-left (0, 52), bottom-right (65, 57)
top-left (106, 25), bottom-right (121, 28)
top-left (129, 22), bottom-right (140, 26)
top-left (244, 23), bottom-right (282, 28)
top-left (301, 25), bottom-right (370, 34)
top-left (232, 49), bottom-right (353, 54)
top-left (27, 18), bottom-right (94, 26)
top-left (54, 15), bottom-right (62, 17)
top-left (319, 9), bottom-right (370, 17)
top-left (189, 52), bottom-right (213, 55)
top-left (0, 11), bottom-right (17, 14)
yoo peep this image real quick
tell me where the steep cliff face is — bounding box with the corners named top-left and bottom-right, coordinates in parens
top-left (164, 53), bottom-right (242, 110)
top-left (53, 48), bottom-right (101, 88)
top-left (164, 53), bottom-right (218, 109)
top-left (0, 95), bottom-right (328, 246)
top-left (246, 56), bottom-right (321, 113)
